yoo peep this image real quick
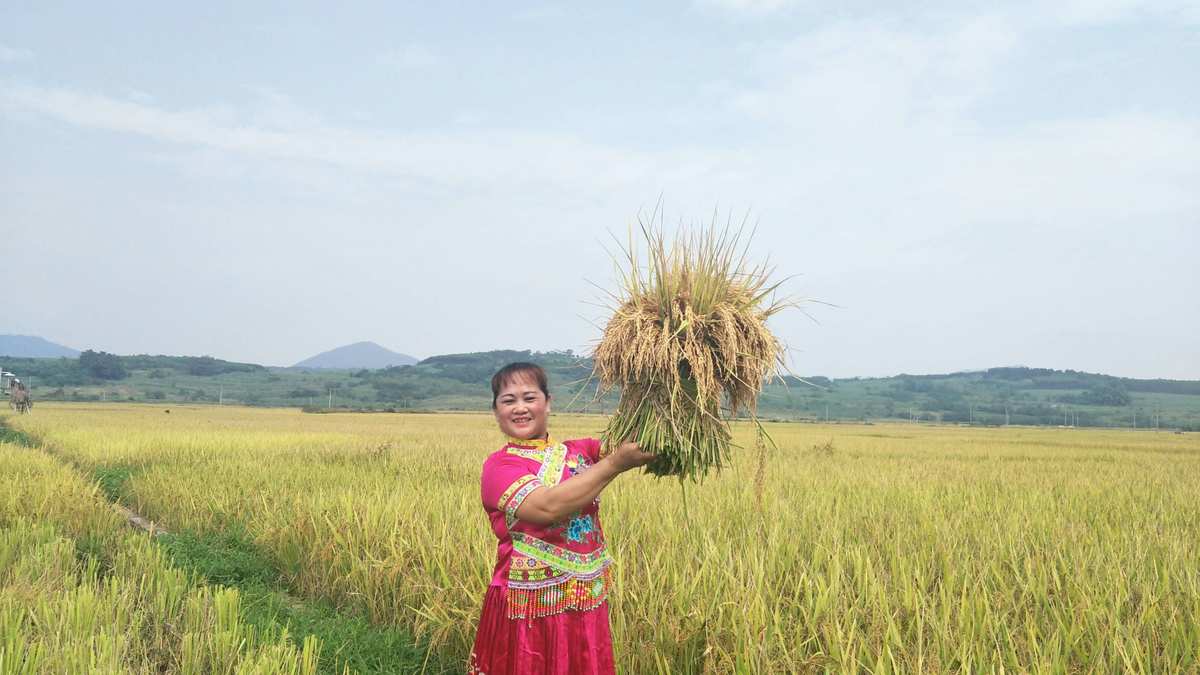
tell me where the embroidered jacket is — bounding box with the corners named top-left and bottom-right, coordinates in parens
top-left (480, 437), bottom-right (612, 619)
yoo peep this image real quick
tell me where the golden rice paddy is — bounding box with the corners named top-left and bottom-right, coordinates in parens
top-left (5, 402), bottom-right (1200, 673)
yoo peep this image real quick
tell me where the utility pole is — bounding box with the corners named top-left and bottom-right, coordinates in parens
top-left (328, 388), bottom-right (333, 409)
top-left (1005, 404), bottom-right (1010, 426)
top-left (219, 385), bottom-right (223, 405)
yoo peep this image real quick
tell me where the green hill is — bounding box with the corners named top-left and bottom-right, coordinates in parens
top-left (4, 350), bottom-right (1197, 430)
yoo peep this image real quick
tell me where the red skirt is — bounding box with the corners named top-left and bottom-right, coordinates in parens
top-left (468, 585), bottom-right (615, 675)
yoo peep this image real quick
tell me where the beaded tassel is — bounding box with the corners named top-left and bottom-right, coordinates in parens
top-left (506, 567), bottom-right (612, 620)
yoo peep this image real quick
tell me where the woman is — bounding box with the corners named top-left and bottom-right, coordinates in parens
top-left (469, 362), bottom-right (654, 674)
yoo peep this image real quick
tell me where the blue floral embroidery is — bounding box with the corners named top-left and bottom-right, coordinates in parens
top-left (565, 515), bottom-right (595, 543)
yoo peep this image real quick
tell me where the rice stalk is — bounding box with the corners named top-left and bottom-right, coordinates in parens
top-left (592, 213), bottom-right (790, 480)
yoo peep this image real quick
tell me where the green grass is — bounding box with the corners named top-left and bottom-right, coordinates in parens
top-left (100, 477), bottom-right (453, 674)
top-left (238, 587), bottom-right (444, 675)
top-left (91, 465), bottom-right (138, 502)
top-left (157, 527), bottom-right (451, 674)
top-left (0, 423), bottom-right (35, 446)
top-left (159, 527), bottom-right (277, 587)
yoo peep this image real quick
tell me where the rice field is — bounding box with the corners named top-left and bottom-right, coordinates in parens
top-left (4, 403), bottom-right (1200, 673)
top-left (0, 431), bottom-right (320, 674)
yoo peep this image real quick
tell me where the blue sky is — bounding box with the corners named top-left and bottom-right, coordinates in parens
top-left (2, 1), bottom-right (1197, 378)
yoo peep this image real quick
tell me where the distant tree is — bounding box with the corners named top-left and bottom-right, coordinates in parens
top-left (186, 356), bottom-right (224, 376)
top-left (1079, 385), bottom-right (1132, 406)
top-left (1058, 384), bottom-right (1131, 407)
top-left (79, 350), bottom-right (127, 380)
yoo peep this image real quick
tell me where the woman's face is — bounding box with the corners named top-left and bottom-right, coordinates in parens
top-left (493, 374), bottom-right (550, 440)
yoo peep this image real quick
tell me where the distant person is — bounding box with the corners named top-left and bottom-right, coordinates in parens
top-left (469, 363), bottom-right (653, 675)
top-left (8, 379), bottom-right (30, 413)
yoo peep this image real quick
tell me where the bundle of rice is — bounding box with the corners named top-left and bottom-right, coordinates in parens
top-left (593, 218), bottom-right (790, 481)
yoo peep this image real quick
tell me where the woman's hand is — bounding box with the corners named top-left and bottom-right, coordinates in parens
top-left (608, 440), bottom-right (656, 473)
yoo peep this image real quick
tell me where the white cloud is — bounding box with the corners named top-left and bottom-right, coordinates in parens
top-left (727, 14), bottom-right (1021, 130)
top-left (379, 44), bottom-right (438, 70)
top-left (0, 83), bottom-right (670, 193)
top-left (514, 6), bottom-right (570, 22)
top-left (124, 88), bottom-right (156, 104)
top-left (241, 87), bottom-right (325, 130)
top-left (451, 110), bottom-right (487, 126)
top-left (7, 6), bottom-right (1189, 236)
top-left (920, 112), bottom-right (1200, 228)
top-left (0, 44), bottom-right (34, 62)
top-left (1050, 0), bottom-right (1200, 25)
top-left (703, 9), bottom-right (1199, 259)
top-left (697, 0), bottom-right (796, 13)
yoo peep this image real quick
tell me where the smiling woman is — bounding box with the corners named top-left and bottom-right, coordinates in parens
top-left (469, 362), bottom-right (654, 675)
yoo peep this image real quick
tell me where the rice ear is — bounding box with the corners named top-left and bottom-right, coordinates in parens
top-left (592, 213), bottom-right (791, 481)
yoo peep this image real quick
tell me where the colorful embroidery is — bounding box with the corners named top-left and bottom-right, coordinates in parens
top-left (494, 443), bottom-right (591, 531)
top-left (496, 474), bottom-right (538, 512)
top-left (505, 479), bottom-right (543, 529)
top-left (491, 438), bottom-right (614, 620)
top-left (508, 556), bottom-right (572, 588)
top-left (537, 443), bottom-right (568, 487)
top-left (511, 533), bottom-right (609, 573)
top-left (505, 445), bottom-right (545, 461)
top-left (506, 566), bottom-right (613, 620)
top-left (565, 515), bottom-right (595, 543)
top-left (506, 435), bottom-right (554, 450)
top-left (503, 435), bottom-right (555, 461)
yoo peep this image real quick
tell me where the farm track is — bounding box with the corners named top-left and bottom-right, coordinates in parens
top-left (0, 416), bottom-right (453, 675)
top-left (8, 426), bottom-right (170, 538)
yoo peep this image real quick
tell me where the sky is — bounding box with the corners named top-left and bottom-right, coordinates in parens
top-left (2, 1), bottom-right (1197, 379)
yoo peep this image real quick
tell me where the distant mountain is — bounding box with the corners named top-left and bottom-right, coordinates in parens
top-left (293, 341), bottom-right (418, 370)
top-left (0, 335), bottom-right (80, 359)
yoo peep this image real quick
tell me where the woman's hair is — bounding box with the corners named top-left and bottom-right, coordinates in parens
top-left (490, 362), bottom-right (550, 409)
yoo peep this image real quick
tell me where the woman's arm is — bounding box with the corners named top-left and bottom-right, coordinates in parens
top-left (514, 441), bottom-right (653, 526)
